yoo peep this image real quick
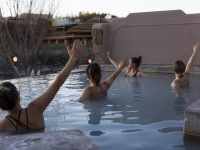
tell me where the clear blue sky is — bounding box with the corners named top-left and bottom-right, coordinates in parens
top-left (57, 0), bottom-right (200, 18)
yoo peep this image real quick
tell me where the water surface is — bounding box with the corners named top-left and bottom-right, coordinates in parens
top-left (1, 72), bottom-right (200, 150)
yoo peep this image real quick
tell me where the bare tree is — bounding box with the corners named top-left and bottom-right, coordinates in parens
top-left (0, 0), bottom-right (59, 77)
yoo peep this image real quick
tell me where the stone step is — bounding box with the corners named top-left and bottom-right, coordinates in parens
top-left (184, 99), bottom-right (200, 137)
top-left (0, 130), bottom-right (99, 150)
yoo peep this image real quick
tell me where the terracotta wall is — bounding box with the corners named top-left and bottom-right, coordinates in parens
top-left (92, 10), bottom-right (200, 65)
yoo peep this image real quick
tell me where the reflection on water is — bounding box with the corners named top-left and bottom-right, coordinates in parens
top-left (126, 77), bottom-right (142, 101)
top-left (172, 87), bottom-right (190, 115)
top-left (83, 100), bottom-right (112, 125)
top-left (1, 73), bottom-right (200, 149)
top-left (184, 135), bottom-right (200, 150)
top-left (90, 131), bottom-right (105, 136)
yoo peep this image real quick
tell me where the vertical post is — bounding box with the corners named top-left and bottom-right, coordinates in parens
top-left (83, 38), bottom-right (87, 47)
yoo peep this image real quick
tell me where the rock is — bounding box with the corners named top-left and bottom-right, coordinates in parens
top-left (41, 68), bottom-right (51, 74)
top-left (0, 130), bottom-right (99, 150)
top-left (184, 99), bottom-right (200, 137)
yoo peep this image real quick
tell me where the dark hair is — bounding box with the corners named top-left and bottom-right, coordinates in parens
top-left (0, 82), bottom-right (19, 110)
top-left (86, 63), bottom-right (102, 87)
top-left (174, 60), bottom-right (186, 78)
top-left (131, 56), bottom-right (142, 68)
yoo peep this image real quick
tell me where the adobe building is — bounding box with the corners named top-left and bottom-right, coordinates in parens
top-left (41, 17), bottom-right (108, 65)
top-left (92, 10), bottom-right (200, 65)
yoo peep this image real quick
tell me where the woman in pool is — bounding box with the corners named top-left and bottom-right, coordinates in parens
top-left (78, 59), bottom-right (128, 102)
top-left (171, 42), bottom-right (200, 87)
top-left (0, 40), bottom-right (83, 133)
top-left (107, 51), bottom-right (147, 77)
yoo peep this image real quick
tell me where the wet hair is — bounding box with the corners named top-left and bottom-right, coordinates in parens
top-left (0, 82), bottom-right (19, 110)
top-left (86, 63), bottom-right (102, 87)
top-left (131, 56), bottom-right (142, 68)
top-left (174, 60), bottom-right (186, 78)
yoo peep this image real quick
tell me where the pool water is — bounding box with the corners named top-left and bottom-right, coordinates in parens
top-left (1, 72), bottom-right (200, 150)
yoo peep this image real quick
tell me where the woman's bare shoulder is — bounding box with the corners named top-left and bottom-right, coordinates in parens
top-left (0, 118), bottom-right (12, 132)
top-left (171, 79), bottom-right (181, 87)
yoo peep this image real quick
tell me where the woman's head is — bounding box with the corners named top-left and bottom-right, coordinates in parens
top-left (0, 82), bottom-right (19, 111)
top-left (129, 56), bottom-right (142, 69)
top-left (174, 60), bottom-right (186, 78)
top-left (86, 63), bottom-right (102, 86)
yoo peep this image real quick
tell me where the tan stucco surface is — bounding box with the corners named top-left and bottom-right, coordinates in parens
top-left (93, 10), bottom-right (200, 65)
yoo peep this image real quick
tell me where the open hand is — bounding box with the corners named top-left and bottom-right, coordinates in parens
top-left (193, 42), bottom-right (200, 53)
top-left (107, 51), bottom-right (111, 59)
top-left (118, 59), bottom-right (128, 69)
top-left (67, 40), bottom-right (83, 59)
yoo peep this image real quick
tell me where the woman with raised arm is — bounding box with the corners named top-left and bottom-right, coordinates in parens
top-left (0, 40), bottom-right (83, 133)
top-left (78, 59), bottom-right (128, 102)
top-left (171, 42), bottom-right (200, 87)
top-left (107, 52), bottom-right (147, 77)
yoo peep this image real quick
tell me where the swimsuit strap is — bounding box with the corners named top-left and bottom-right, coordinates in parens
top-left (6, 108), bottom-right (28, 132)
top-left (96, 85), bottom-right (105, 99)
top-left (25, 108), bottom-right (29, 132)
top-left (16, 108), bottom-right (22, 131)
top-left (6, 115), bottom-right (28, 132)
top-left (125, 70), bottom-right (131, 77)
top-left (133, 70), bottom-right (139, 77)
top-left (5, 108), bottom-right (45, 132)
top-left (5, 116), bottom-right (17, 131)
top-left (126, 70), bottom-right (139, 77)
top-left (100, 85), bottom-right (105, 94)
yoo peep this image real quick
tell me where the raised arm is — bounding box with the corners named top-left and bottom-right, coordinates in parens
top-left (184, 42), bottom-right (200, 75)
top-left (28, 40), bottom-right (83, 113)
top-left (107, 51), bottom-right (127, 73)
top-left (103, 59), bottom-right (128, 89)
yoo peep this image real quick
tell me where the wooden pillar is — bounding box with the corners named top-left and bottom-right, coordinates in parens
top-left (64, 40), bottom-right (67, 46)
top-left (83, 38), bottom-right (87, 47)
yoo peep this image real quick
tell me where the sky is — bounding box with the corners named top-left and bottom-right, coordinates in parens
top-left (56, 0), bottom-right (200, 18)
top-left (1, 0), bottom-right (200, 18)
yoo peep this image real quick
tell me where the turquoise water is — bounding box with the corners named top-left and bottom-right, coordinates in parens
top-left (1, 72), bottom-right (200, 149)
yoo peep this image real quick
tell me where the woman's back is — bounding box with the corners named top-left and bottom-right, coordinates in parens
top-left (0, 40), bottom-right (83, 133)
top-left (171, 42), bottom-right (200, 87)
top-left (78, 59), bottom-right (128, 102)
top-left (0, 108), bottom-right (44, 132)
top-left (88, 83), bottom-right (108, 100)
top-left (173, 74), bottom-right (189, 87)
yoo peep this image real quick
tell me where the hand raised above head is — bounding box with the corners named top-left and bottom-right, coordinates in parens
top-left (107, 51), bottom-right (111, 59)
top-left (193, 42), bottom-right (200, 52)
top-left (67, 40), bottom-right (83, 59)
top-left (118, 59), bottom-right (128, 69)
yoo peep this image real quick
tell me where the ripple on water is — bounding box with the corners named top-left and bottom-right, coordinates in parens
top-left (1, 73), bottom-right (200, 150)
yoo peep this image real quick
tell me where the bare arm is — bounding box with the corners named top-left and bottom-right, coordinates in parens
top-left (103, 59), bottom-right (128, 89)
top-left (140, 71), bottom-right (148, 77)
top-left (185, 42), bottom-right (200, 75)
top-left (107, 51), bottom-right (127, 73)
top-left (28, 40), bottom-right (83, 113)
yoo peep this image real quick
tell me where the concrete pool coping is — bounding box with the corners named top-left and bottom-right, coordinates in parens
top-left (73, 64), bottom-right (200, 75)
top-left (0, 130), bottom-right (99, 150)
top-left (184, 99), bottom-right (200, 137)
